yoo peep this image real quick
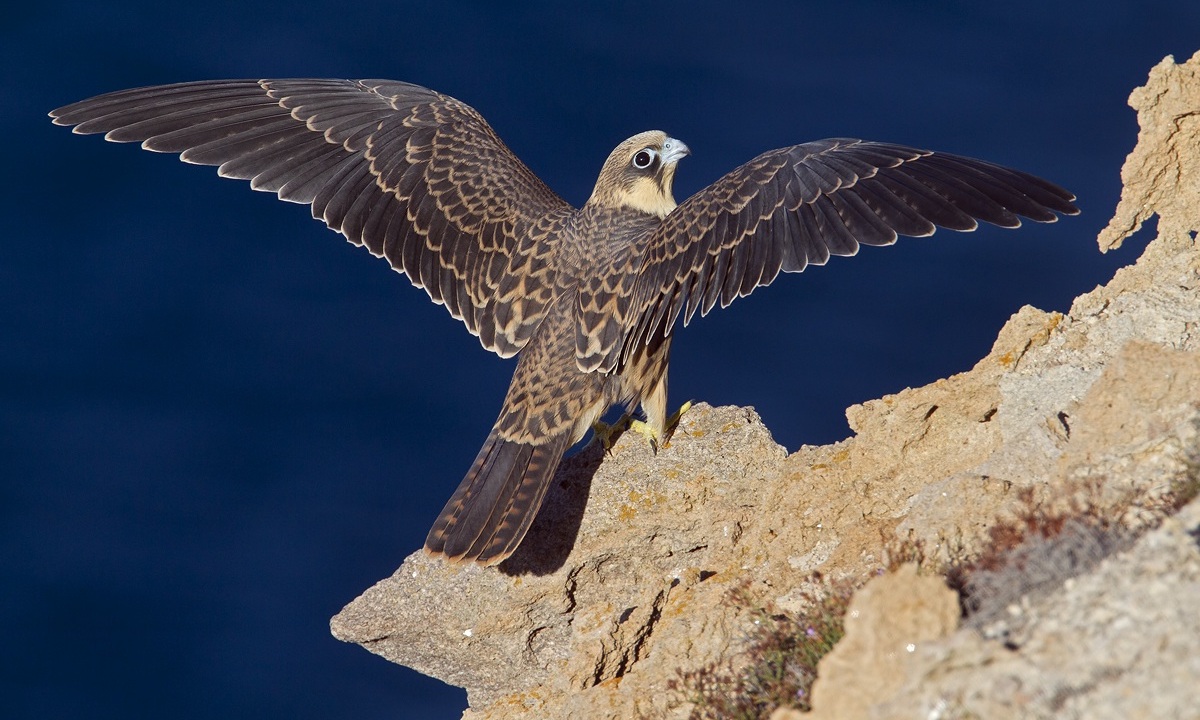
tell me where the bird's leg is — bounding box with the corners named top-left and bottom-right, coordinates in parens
top-left (627, 400), bottom-right (693, 451)
top-left (591, 415), bottom-right (632, 452)
top-left (625, 365), bottom-right (693, 452)
top-left (594, 348), bottom-right (693, 452)
top-left (665, 399), bottom-right (693, 439)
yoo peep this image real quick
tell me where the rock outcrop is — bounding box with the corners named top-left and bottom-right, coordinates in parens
top-left (331, 51), bottom-right (1200, 719)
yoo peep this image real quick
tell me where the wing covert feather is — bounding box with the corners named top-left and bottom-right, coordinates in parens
top-left (602, 138), bottom-right (1078, 372)
top-left (51, 79), bottom-right (575, 356)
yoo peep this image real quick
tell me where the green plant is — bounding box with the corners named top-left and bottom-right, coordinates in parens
top-left (669, 575), bottom-right (857, 719)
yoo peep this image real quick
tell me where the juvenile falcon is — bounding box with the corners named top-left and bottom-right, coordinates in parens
top-left (51, 79), bottom-right (1078, 565)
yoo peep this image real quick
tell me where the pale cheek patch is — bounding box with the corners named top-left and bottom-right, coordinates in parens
top-left (619, 177), bottom-right (677, 218)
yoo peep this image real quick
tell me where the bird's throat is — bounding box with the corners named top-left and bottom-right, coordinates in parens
top-left (615, 174), bottom-right (677, 218)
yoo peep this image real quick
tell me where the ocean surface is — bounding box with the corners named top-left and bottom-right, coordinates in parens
top-left (4, 1), bottom-right (1197, 717)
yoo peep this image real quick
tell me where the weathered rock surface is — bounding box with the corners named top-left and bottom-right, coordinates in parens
top-left (805, 564), bottom-right (961, 720)
top-left (332, 51), bottom-right (1200, 719)
top-left (851, 496), bottom-right (1200, 720)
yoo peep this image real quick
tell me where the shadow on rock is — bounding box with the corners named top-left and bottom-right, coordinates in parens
top-left (500, 439), bottom-right (607, 576)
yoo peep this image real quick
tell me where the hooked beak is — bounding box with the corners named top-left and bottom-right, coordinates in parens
top-left (662, 137), bottom-right (690, 164)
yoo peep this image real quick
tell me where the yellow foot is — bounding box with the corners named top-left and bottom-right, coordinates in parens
top-left (626, 417), bottom-right (659, 450)
top-left (667, 400), bottom-right (693, 432)
top-left (628, 400), bottom-right (695, 453)
top-left (659, 400), bottom-right (693, 449)
top-left (591, 417), bottom-right (629, 452)
top-left (592, 401), bottom-right (693, 453)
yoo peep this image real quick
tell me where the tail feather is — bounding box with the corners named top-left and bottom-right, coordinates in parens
top-left (425, 428), bottom-right (571, 565)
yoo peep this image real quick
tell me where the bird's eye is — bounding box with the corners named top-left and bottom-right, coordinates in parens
top-left (632, 148), bottom-right (657, 169)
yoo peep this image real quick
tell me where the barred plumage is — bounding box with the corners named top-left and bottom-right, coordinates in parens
top-left (52, 80), bottom-right (1078, 565)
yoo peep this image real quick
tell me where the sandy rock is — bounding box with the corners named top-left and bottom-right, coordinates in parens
top-left (333, 51), bottom-right (1200, 719)
top-left (1099, 50), bottom-right (1200, 251)
top-left (861, 495), bottom-right (1200, 720)
top-left (332, 403), bottom-right (790, 716)
top-left (805, 565), bottom-right (960, 720)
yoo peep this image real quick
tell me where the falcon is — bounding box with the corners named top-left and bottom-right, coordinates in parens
top-left (51, 79), bottom-right (1078, 565)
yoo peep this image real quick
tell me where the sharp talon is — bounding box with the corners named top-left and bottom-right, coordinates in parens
top-left (593, 401), bottom-right (693, 453)
top-left (626, 418), bottom-right (662, 454)
top-left (591, 420), bottom-right (614, 452)
top-left (658, 400), bottom-right (693, 449)
top-left (591, 416), bottom-right (630, 453)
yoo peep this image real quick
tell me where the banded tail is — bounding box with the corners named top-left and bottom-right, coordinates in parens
top-left (425, 427), bottom-right (572, 565)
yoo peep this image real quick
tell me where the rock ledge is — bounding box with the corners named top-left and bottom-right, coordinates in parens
top-left (332, 51), bottom-right (1200, 719)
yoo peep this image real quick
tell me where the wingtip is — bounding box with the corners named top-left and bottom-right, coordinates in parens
top-left (47, 110), bottom-right (74, 127)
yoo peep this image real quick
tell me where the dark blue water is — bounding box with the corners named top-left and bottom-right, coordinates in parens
top-left (4, 1), bottom-right (1196, 717)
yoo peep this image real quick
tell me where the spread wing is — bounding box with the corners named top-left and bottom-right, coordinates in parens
top-left (51, 79), bottom-right (575, 357)
top-left (597, 138), bottom-right (1078, 372)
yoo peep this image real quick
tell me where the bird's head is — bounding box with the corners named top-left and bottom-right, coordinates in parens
top-left (586, 131), bottom-right (690, 218)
